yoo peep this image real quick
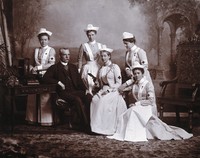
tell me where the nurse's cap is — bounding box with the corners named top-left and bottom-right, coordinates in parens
top-left (122, 32), bottom-right (134, 39)
top-left (99, 45), bottom-right (113, 53)
top-left (38, 28), bottom-right (52, 36)
top-left (84, 24), bottom-right (99, 32)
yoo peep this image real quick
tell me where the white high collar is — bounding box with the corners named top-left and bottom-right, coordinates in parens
top-left (41, 45), bottom-right (49, 49)
top-left (60, 61), bottom-right (68, 66)
top-left (88, 40), bottom-right (96, 45)
top-left (137, 77), bottom-right (146, 85)
top-left (104, 60), bottom-right (112, 66)
top-left (130, 45), bottom-right (137, 52)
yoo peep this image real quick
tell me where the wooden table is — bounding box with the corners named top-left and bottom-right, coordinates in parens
top-left (3, 83), bottom-right (57, 133)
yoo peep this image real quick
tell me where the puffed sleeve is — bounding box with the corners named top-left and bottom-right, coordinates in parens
top-left (123, 79), bottom-right (134, 92)
top-left (125, 79), bottom-right (134, 86)
top-left (111, 64), bottom-right (122, 89)
top-left (48, 48), bottom-right (56, 64)
top-left (97, 68), bottom-right (103, 88)
top-left (138, 49), bottom-right (148, 69)
top-left (34, 48), bottom-right (40, 66)
top-left (139, 82), bottom-right (155, 106)
top-left (40, 48), bottom-right (56, 70)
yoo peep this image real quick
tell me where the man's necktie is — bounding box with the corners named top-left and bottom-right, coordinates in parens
top-left (64, 65), bottom-right (68, 71)
top-left (64, 65), bottom-right (74, 90)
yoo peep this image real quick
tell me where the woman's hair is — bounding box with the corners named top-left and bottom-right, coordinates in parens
top-left (123, 37), bottom-right (136, 43)
top-left (38, 33), bottom-right (50, 40)
top-left (86, 30), bottom-right (97, 35)
top-left (132, 67), bottom-right (144, 74)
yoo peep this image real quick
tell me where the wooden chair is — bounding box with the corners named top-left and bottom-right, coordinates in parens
top-left (157, 38), bottom-right (200, 131)
top-left (55, 98), bottom-right (73, 128)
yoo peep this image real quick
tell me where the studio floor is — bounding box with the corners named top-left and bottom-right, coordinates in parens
top-left (0, 116), bottom-right (200, 158)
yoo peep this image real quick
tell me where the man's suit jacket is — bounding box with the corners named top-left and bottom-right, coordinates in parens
top-left (42, 62), bottom-right (86, 92)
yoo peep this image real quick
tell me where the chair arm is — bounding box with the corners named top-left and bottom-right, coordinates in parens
top-left (159, 77), bottom-right (178, 97)
top-left (159, 76), bottom-right (178, 87)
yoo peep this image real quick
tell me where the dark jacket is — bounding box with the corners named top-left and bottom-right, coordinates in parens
top-left (42, 62), bottom-right (86, 92)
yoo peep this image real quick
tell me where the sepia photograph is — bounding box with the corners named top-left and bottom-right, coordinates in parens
top-left (0, 0), bottom-right (200, 157)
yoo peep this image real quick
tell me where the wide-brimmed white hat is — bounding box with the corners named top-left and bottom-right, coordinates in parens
top-left (99, 45), bottom-right (113, 53)
top-left (131, 62), bottom-right (144, 71)
top-left (84, 24), bottom-right (99, 32)
top-left (123, 32), bottom-right (134, 39)
top-left (38, 28), bottom-right (52, 36)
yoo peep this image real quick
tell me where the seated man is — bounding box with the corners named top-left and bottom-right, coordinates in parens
top-left (42, 48), bottom-right (90, 130)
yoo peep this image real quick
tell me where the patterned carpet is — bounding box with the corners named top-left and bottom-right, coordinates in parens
top-left (0, 118), bottom-right (200, 158)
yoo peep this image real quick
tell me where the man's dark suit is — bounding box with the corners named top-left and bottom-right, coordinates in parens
top-left (42, 62), bottom-right (89, 128)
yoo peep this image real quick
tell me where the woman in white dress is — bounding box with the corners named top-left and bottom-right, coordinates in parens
top-left (90, 45), bottom-right (127, 135)
top-left (108, 63), bottom-right (193, 142)
top-left (122, 32), bottom-right (157, 115)
top-left (122, 32), bottom-right (152, 83)
top-left (78, 24), bottom-right (103, 96)
top-left (26, 28), bottom-right (56, 126)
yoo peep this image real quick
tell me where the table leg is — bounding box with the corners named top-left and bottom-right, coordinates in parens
top-left (11, 95), bottom-right (15, 134)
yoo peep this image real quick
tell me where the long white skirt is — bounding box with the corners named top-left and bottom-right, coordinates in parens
top-left (108, 105), bottom-right (193, 142)
top-left (108, 105), bottom-right (152, 142)
top-left (90, 91), bottom-right (127, 135)
top-left (26, 93), bottom-right (53, 126)
top-left (146, 115), bottom-right (193, 140)
top-left (81, 60), bottom-right (100, 95)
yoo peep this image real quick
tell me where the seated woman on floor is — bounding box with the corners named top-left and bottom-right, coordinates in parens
top-left (108, 62), bottom-right (193, 142)
top-left (90, 45), bottom-right (127, 135)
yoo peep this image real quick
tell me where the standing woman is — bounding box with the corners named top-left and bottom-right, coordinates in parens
top-left (90, 45), bottom-right (127, 135)
top-left (26, 28), bottom-right (56, 126)
top-left (122, 32), bottom-right (153, 85)
top-left (108, 63), bottom-right (193, 142)
top-left (122, 32), bottom-right (157, 115)
top-left (31, 28), bottom-right (56, 75)
top-left (78, 24), bottom-right (103, 96)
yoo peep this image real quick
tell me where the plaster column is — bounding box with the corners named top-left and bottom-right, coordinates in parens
top-left (169, 25), bottom-right (176, 63)
top-left (157, 26), bottom-right (163, 66)
top-left (155, 26), bottom-right (164, 80)
top-left (168, 23), bottom-right (177, 78)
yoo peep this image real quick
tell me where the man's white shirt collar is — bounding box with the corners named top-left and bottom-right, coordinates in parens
top-left (60, 61), bottom-right (68, 66)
